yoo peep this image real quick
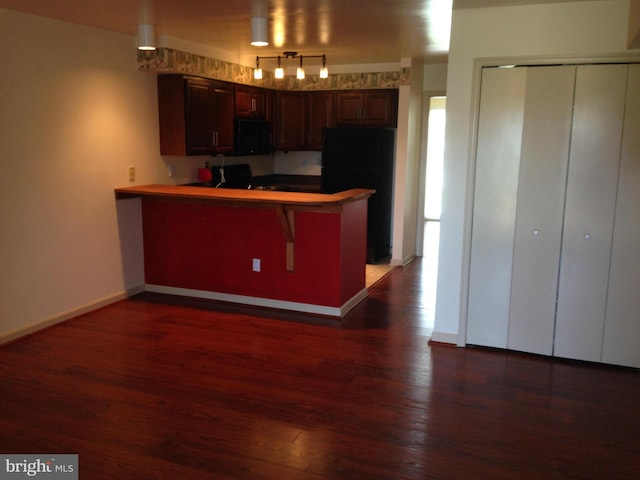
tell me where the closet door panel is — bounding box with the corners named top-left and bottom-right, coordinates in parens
top-left (602, 64), bottom-right (640, 368)
top-left (507, 66), bottom-right (575, 355)
top-left (467, 67), bottom-right (526, 348)
top-left (554, 65), bottom-right (627, 362)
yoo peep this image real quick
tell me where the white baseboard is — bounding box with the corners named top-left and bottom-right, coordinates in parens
top-left (429, 331), bottom-right (459, 345)
top-left (0, 285), bottom-right (145, 345)
top-left (390, 253), bottom-right (416, 267)
top-left (146, 284), bottom-right (368, 318)
top-left (1, 283), bottom-right (368, 345)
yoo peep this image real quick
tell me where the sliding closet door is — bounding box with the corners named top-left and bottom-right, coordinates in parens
top-left (507, 66), bottom-right (575, 355)
top-left (602, 64), bottom-right (640, 368)
top-left (467, 67), bottom-right (526, 348)
top-left (554, 65), bottom-right (627, 362)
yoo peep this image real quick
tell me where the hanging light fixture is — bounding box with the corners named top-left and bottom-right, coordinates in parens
top-left (296, 56), bottom-right (305, 80)
top-left (254, 52), bottom-right (328, 80)
top-left (137, 24), bottom-right (156, 51)
top-left (274, 56), bottom-right (284, 79)
top-left (251, 17), bottom-right (269, 46)
top-left (254, 57), bottom-right (263, 80)
top-left (250, 0), bottom-right (269, 46)
top-left (319, 55), bottom-right (328, 79)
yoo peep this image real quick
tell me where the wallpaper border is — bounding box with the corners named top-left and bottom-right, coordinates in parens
top-left (138, 48), bottom-right (411, 90)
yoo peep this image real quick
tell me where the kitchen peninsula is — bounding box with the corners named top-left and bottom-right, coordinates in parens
top-left (115, 185), bottom-right (374, 317)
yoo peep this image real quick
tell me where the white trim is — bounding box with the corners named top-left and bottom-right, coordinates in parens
top-left (0, 285), bottom-right (145, 345)
top-left (430, 331), bottom-right (459, 345)
top-left (145, 284), bottom-right (369, 318)
top-left (390, 253), bottom-right (416, 267)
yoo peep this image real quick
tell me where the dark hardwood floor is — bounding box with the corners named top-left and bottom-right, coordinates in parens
top-left (1, 258), bottom-right (639, 479)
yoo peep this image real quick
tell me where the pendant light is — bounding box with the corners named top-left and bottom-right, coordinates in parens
top-left (274, 56), bottom-right (284, 79)
top-left (254, 57), bottom-right (263, 80)
top-left (251, 16), bottom-right (269, 46)
top-left (137, 24), bottom-right (156, 51)
top-left (319, 55), bottom-right (328, 79)
top-left (296, 56), bottom-right (305, 80)
top-left (250, 0), bottom-right (269, 46)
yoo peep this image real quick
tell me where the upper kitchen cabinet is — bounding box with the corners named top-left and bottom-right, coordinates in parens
top-left (157, 75), bottom-right (234, 155)
top-left (235, 85), bottom-right (266, 118)
top-left (307, 92), bottom-right (334, 150)
top-left (277, 92), bottom-right (307, 151)
top-left (334, 90), bottom-right (398, 127)
top-left (277, 91), bottom-right (334, 151)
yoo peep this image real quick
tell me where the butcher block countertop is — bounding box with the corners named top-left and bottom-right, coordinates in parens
top-left (115, 184), bottom-right (374, 211)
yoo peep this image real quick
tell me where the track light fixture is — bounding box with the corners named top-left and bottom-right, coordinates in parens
top-left (254, 52), bottom-right (328, 80)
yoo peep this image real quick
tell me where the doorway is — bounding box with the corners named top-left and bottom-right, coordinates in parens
top-left (419, 95), bottom-right (446, 329)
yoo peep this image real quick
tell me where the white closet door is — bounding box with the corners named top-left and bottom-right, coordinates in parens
top-left (507, 66), bottom-right (575, 355)
top-left (467, 67), bottom-right (526, 348)
top-left (554, 65), bottom-right (628, 362)
top-left (602, 64), bottom-right (640, 368)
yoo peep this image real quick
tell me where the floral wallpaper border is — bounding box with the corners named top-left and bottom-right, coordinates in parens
top-left (138, 48), bottom-right (411, 90)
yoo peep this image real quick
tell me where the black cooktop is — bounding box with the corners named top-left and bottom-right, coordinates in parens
top-left (210, 163), bottom-right (252, 188)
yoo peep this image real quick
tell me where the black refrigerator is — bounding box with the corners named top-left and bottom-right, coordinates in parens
top-left (322, 127), bottom-right (396, 263)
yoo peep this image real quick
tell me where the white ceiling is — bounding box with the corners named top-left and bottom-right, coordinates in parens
top-left (0, 0), bottom-right (592, 67)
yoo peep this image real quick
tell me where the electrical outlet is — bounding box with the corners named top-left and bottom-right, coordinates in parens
top-left (128, 166), bottom-right (135, 182)
top-left (252, 258), bottom-right (261, 272)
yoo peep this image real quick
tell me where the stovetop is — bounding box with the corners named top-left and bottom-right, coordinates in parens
top-left (199, 163), bottom-right (300, 191)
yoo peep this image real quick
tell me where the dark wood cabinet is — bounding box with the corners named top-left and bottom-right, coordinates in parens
top-left (277, 92), bottom-right (307, 151)
top-left (210, 82), bottom-right (234, 153)
top-left (158, 73), bottom-right (398, 155)
top-left (334, 90), bottom-right (398, 127)
top-left (307, 92), bottom-right (334, 150)
top-left (235, 85), bottom-right (266, 118)
top-left (157, 75), bottom-right (234, 155)
top-left (277, 91), bottom-right (334, 151)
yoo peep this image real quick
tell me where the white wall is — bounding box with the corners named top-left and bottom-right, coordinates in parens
top-left (433, 0), bottom-right (639, 344)
top-left (0, 9), bottom-right (206, 341)
top-left (424, 63), bottom-right (448, 92)
top-left (386, 58), bottom-right (424, 266)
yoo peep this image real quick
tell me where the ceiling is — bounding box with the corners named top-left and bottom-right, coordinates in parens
top-left (0, 0), bottom-right (592, 67)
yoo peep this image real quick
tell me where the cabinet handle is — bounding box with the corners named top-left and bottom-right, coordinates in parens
top-left (251, 98), bottom-right (256, 112)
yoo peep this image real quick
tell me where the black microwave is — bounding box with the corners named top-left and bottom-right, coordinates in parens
top-left (233, 119), bottom-right (271, 155)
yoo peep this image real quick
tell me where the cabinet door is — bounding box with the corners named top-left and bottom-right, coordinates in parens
top-left (278, 92), bottom-right (306, 150)
top-left (363, 92), bottom-right (397, 126)
top-left (185, 78), bottom-right (215, 155)
top-left (211, 82), bottom-right (234, 153)
top-left (554, 65), bottom-right (627, 362)
top-left (334, 93), bottom-right (363, 126)
top-left (507, 66), bottom-right (575, 355)
top-left (235, 86), bottom-right (266, 118)
top-left (158, 75), bottom-right (188, 155)
top-left (466, 67), bottom-right (527, 348)
top-left (307, 92), bottom-right (333, 150)
top-left (602, 65), bottom-right (640, 368)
